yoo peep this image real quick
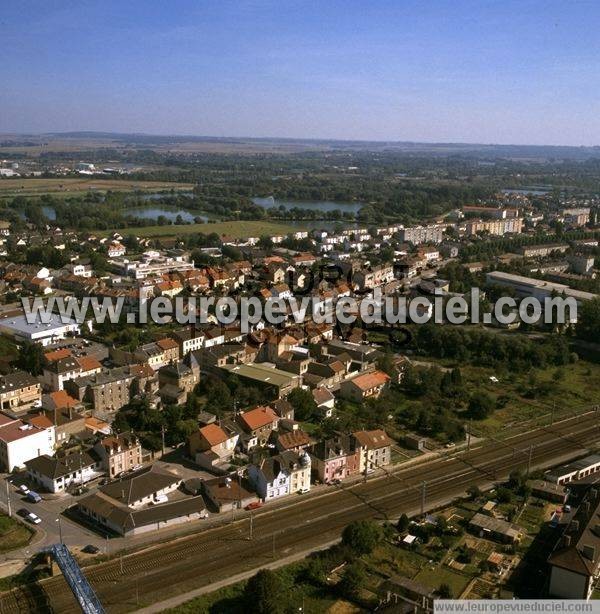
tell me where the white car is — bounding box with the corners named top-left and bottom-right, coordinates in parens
top-left (26, 512), bottom-right (41, 525)
top-left (18, 484), bottom-right (30, 495)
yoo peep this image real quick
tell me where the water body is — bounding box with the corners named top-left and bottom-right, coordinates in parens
top-left (252, 196), bottom-right (363, 214)
top-left (502, 186), bottom-right (552, 196)
top-left (122, 206), bottom-right (210, 223)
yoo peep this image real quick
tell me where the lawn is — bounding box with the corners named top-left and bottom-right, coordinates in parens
top-left (104, 219), bottom-right (304, 239)
top-left (0, 178), bottom-right (194, 198)
top-left (413, 566), bottom-right (471, 598)
top-left (0, 514), bottom-right (33, 553)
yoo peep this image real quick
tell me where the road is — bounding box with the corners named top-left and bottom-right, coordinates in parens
top-left (1, 409), bottom-right (600, 613)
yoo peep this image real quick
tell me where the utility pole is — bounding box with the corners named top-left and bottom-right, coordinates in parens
top-left (56, 517), bottom-right (63, 544)
top-left (249, 513), bottom-right (254, 541)
top-left (421, 481), bottom-right (427, 517)
top-left (467, 420), bottom-right (472, 451)
top-left (5, 481), bottom-right (11, 518)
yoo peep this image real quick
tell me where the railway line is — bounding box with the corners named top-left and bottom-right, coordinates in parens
top-left (1, 410), bottom-right (599, 613)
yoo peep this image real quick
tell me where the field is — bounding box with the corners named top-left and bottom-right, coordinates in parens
top-left (0, 514), bottom-right (33, 553)
top-left (105, 219), bottom-right (304, 239)
top-left (0, 178), bottom-right (194, 198)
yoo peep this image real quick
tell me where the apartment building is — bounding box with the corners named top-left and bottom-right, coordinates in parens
top-left (398, 224), bottom-right (445, 245)
top-left (66, 366), bottom-right (136, 413)
top-left (464, 217), bottom-right (523, 236)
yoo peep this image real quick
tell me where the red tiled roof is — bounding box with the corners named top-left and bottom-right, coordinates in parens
top-left (239, 406), bottom-right (278, 431)
top-left (199, 423), bottom-right (229, 447)
top-left (348, 370), bottom-right (390, 391)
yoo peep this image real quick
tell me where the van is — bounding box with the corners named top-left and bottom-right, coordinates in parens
top-left (26, 491), bottom-right (42, 503)
top-left (298, 487), bottom-right (310, 494)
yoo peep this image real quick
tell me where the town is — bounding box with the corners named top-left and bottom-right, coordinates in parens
top-left (0, 135), bottom-right (598, 613)
top-left (2, 1), bottom-right (600, 611)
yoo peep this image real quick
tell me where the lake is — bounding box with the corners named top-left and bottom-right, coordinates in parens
top-left (502, 186), bottom-right (552, 196)
top-left (252, 196), bottom-right (363, 214)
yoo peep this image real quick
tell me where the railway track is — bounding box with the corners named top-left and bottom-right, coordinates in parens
top-left (1, 410), bottom-right (599, 613)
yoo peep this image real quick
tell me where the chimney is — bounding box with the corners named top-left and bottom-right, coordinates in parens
top-left (592, 488), bottom-right (599, 500)
top-left (584, 501), bottom-right (591, 514)
top-left (571, 520), bottom-right (580, 533)
top-left (563, 535), bottom-right (572, 548)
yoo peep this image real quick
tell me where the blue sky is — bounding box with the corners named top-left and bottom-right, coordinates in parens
top-left (1, 0), bottom-right (599, 145)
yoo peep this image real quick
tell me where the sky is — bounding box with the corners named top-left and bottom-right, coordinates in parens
top-left (1, 0), bottom-right (599, 146)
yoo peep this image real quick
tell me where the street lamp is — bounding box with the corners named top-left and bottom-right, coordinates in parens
top-left (55, 517), bottom-right (63, 544)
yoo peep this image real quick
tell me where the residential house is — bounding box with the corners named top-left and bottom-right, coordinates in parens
top-left (237, 406), bottom-right (279, 448)
top-left (187, 423), bottom-right (239, 473)
top-left (353, 429), bottom-right (394, 472)
top-left (25, 451), bottom-right (102, 493)
top-left (93, 432), bottom-right (142, 478)
top-left (339, 370), bottom-right (390, 402)
top-left (0, 413), bottom-right (55, 472)
top-left (0, 371), bottom-right (41, 415)
top-left (309, 435), bottom-right (364, 484)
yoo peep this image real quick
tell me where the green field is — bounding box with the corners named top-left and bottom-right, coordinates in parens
top-left (0, 514), bottom-right (33, 553)
top-left (105, 219), bottom-right (304, 239)
top-left (0, 178), bottom-right (194, 198)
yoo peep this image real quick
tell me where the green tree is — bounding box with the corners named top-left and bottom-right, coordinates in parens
top-left (341, 520), bottom-right (383, 556)
top-left (16, 341), bottom-right (45, 376)
top-left (468, 391), bottom-right (496, 420)
top-left (438, 583), bottom-right (452, 598)
top-left (244, 569), bottom-right (288, 614)
top-left (397, 513), bottom-right (410, 533)
top-left (338, 561), bottom-right (366, 600)
top-left (576, 297), bottom-right (600, 341)
top-left (287, 387), bottom-right (318, 422)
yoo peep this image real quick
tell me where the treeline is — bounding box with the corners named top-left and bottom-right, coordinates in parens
top-left (412, 324), bottom-right (573, 371)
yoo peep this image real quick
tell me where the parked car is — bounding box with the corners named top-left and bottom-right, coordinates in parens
top-left (26, 512), bottom-right (41, 525)
top-left (16, 508), bottom-right (30, 518)
top-left (563, 504), bottom-right (572, 513)
top-left (298, 487), bottom-right (310, 494)
top-left (26, 491), bottom-right (42, 504)
top-left (82, 544), bottom-right (100, 554)
top-left (245, 501), bottom-right (262, 511)
top-left (18, 484), bottom-right (30, 495)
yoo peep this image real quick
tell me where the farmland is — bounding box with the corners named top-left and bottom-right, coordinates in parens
top-left (0, 178), bottom-right (194, 198)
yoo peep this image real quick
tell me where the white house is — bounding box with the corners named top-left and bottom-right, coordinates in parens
top-left (247, 451), bottom-right (311, 501)
top-left (25, 451), bottom-right (102, 493)
top-left (0, 414), bottom-right (55, 472)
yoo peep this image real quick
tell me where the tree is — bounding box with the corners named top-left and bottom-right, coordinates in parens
top-left (16, 341), bottom-right (45, 376)
top-left (576, 297), bottom-right (600, 341)
top-left (287, 387), bottom-right (318, 422)
top-left (468, 391), bottom-right (496, 420)
top-left (244, 569), bottom-right (288, 614)
top-left (467, 484), bottom-right (482, 500)
top-left (438, 583), bottom-right (452, 598)
top-left (338, 561), bottom-right (366, 599)
top-left (397, 513), bottom-right (410, 533)
top-left (341, 520), bottom-right (383, 556)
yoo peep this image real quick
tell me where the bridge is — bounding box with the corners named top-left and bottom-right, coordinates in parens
top-left (46, 544), bottom-right (105, 614)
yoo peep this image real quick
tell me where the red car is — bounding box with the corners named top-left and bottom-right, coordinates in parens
top-left (245, 501), bottom-right (262, 511)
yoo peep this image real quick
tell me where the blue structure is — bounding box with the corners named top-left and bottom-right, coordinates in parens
top-left (46, 544), bottom-right (105, 614)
